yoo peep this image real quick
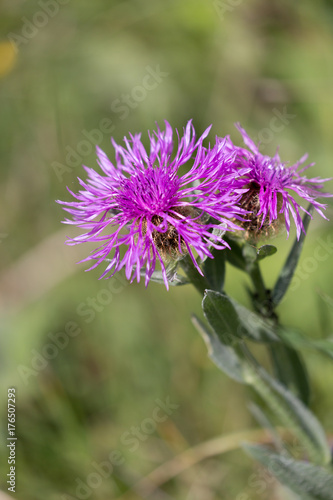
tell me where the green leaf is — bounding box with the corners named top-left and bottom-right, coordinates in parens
top-left (245, 360), bottom-right (331, 465)
top-left (229, 297), bottom-right (279, 342)
top-left (272, 205), bottom-right (314, 306)
top-left (277, 327), bottom-right (333, 361)
top-left (243, 444), bottom-right (333, 500)
top-left (257, 244), bottom-right (278, 261)
top-left (202, 290), bottom-right (279, 343)
top-left (202, 290), bottom-right (243, 346)
top-left (306, 339), bottom-right (333, 360)
top-left (194, 305), bottom-right (330, 464)
top-left (191, 315), bottom-right (248, 383)
top-left (202, 248), bottom-right (226, 293)
top-left (268, 344), bottom-right (310, 406)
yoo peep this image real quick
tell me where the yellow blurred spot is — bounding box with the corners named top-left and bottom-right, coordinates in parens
top-left (0, 41), bottom-right (17, 78)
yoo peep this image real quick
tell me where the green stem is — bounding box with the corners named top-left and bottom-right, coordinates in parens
top-left (180, 255), bottom-right (210, 295)
top-left (248, 260), bottom-right (277, 320)
top-left (249, 261), bottom-right (267, 302)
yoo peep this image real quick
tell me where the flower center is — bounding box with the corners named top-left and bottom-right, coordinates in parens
top-left (117, 167), bottom-right (180, 218)
top-left (142, 206), bottom-right (200, 261)
top-left (238, 182), bottom-right (283, 241)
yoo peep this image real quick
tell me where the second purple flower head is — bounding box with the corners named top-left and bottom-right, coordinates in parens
top-left (225, 124), bottom-right (332, 240)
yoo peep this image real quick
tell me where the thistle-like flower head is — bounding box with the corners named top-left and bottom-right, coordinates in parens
top-left (58, 121), bottom-right (247, 289)
top-left (225, 123), bottom-right (332, 240)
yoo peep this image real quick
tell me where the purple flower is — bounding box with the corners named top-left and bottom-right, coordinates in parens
top-left (224, 123), bottom-right (332, 240)
top-left (58, 121), bottom-right (247, 289)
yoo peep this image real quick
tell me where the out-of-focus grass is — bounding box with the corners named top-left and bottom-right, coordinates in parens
top-left (1, 0), bottom-right (333, 498)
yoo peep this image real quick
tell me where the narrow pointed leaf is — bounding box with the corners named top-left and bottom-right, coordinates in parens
top-left (272, 205), bottom-right (314, 306)
top-left (268, 344), bottom-right (310, 406)
top-left (191, 315), bottom-right (247, 383)
top-left (305, 338), bottom-right (333, 360)
top-left (245, 361), bottom-right (331, 465)
top-left (202, 290), bottom-right (244, 346)
top-left (277, 327), bottom-right (333, 361)
top-left (243, 444), bottom-right (333, 500)
top-left (203, 290), bottom-right (279, 343)
top-left (257, 244), bottom-right (277, 261)
top-left (229, 297), bottom-right (279, 342)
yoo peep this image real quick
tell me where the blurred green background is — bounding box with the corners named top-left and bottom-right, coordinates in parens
top-left (1, 0), bottom-right (333, 499)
